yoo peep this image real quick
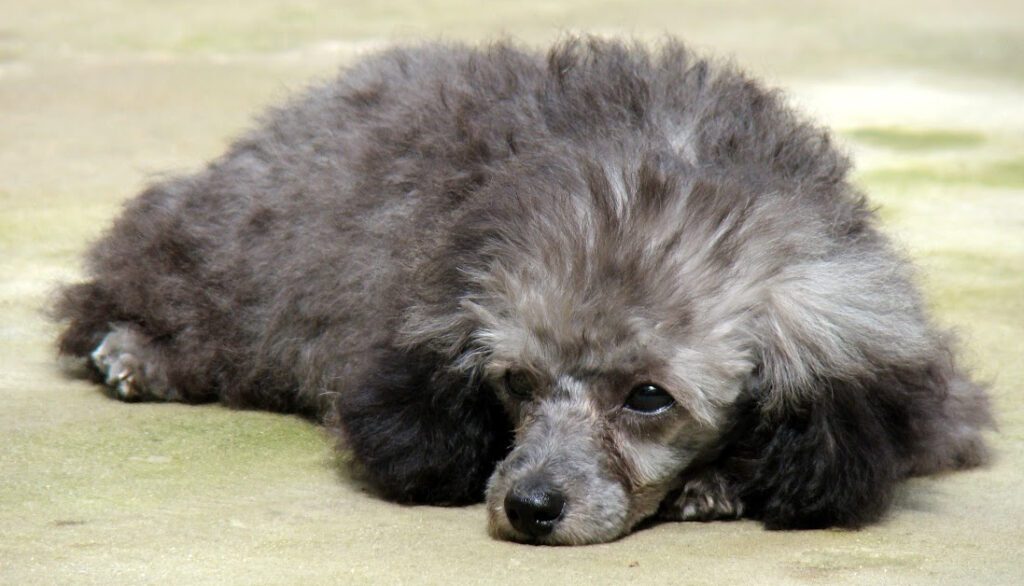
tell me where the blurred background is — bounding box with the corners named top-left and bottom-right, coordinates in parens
top-left (2, 1), bottom-right (1022, 584)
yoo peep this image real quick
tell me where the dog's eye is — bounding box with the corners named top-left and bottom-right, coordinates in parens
top-left (504, 371), bottom-right (533, 400)
top-left (624, 384), bottom-right (674, 414)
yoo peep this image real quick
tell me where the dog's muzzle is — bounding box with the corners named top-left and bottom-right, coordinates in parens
top-left (487, 387), bottom-right (633, 544)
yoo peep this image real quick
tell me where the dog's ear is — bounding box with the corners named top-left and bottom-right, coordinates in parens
top-left (729, 371), bottom-right (905, 529)
top-left (731, 251), bottom-right (991, 528)
top-left (329, 344), bottom-right (512, 505)
top-left (728, 356), bottom-right (989, 529)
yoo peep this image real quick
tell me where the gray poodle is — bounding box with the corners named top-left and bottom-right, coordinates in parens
top-left (55, 38), bottom-right (991, 545)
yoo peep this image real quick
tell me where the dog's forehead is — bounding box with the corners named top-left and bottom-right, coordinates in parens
top-left (472, 280), bottom-right (679, 376)
top-left (469, 234), bottom-right (693, 375)
top-left (466, 156), bottom-right (774, 381)
top-left (467, 232), bottom-right (757, 419)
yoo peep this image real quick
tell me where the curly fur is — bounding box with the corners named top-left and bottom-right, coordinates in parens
top-left (55, 37), bottom-right (992, 544)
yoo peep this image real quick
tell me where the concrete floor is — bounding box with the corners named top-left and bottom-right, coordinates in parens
top-left (2, 1), bottom-right (1022, 584)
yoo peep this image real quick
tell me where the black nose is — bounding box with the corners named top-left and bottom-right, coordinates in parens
top-left (504, 484), bottom-right (566, 538)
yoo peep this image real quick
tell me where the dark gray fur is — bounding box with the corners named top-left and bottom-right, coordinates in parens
top-left (55, 38), bottom-right (992, 544)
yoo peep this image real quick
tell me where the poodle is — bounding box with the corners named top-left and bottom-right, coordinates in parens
top-left (55, 38), bottom-right (992, 544)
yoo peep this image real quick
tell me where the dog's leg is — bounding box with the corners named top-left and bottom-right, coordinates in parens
top-left (90, 325), bottom-right (180, 402)
top-left (659, 468), bottom-right (744, 522)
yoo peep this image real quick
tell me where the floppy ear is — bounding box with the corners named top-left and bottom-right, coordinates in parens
top-left (329, 343), bottom-right (513, 505)
top-left (727, 371), bottom-right (907, 529)
top-left (726, 347), bottom-right (990, 530)
top-left (717, 243), bottom-right (996, 528)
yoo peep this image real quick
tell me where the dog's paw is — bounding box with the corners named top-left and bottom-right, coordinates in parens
top-left (91, 333), bottom-right (146, 401)
top-left (90, 327), bottom-right (175, 402)
top-left (660, 470), bottom-right (744, 522)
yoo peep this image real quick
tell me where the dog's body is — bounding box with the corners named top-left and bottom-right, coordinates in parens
top-left (56, 39), bottom-right (991, 544)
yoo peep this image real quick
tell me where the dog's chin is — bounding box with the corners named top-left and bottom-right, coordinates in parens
top-left (485, 494), bottom-right (675, 545)
top-left (485, 502), bottom-right (632, 546)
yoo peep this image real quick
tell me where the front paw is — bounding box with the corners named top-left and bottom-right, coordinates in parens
top-left (660, 470), bottom-right (743, 522)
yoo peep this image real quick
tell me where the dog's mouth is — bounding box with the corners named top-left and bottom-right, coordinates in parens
top-left (487, 473), bottom-right (687, 545)
top-left (485, 457), bottom-right (637, 545)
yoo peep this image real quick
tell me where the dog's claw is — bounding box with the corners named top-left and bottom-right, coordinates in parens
top-left (89, 328), bottom-right (177, 402)
top-left (116, 372), bottom-right (139, 400)
top-left (661, 470), bottom-right (743, 522)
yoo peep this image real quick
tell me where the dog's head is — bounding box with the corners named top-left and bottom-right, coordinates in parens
top-left (479, 329), bottom-right (756, 544)
top-left (450, 157), bottom-right (774, 544)
top-left (396, 152), bottom-right (929, 544)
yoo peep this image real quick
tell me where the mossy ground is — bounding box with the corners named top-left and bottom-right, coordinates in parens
top-left (2, 1), bottom-right (1022, 584)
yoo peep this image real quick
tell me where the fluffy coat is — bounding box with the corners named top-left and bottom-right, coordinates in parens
top-left (56, 38), bottom-right (991, 544)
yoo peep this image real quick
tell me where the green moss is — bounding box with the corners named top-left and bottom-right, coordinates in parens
top-left (980, 158), bottom-right (1024, 187)
top-left (845, 127), bottom-right (986, 151)
top-left (921, 250), bottom-right (1024, 318)
top-left (0, 406), bottom-right (331, 512)
top-left (862, 158), bottom-right (1024, 189)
